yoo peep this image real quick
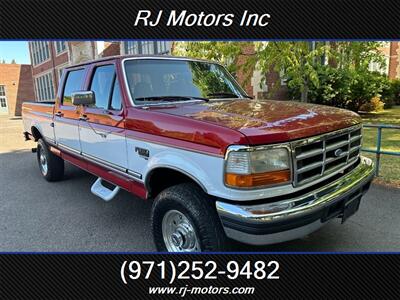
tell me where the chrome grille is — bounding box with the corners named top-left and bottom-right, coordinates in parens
top-left (292, 126), bottom-right (362, 186)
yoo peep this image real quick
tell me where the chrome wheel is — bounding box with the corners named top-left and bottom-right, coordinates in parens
top-left (162, 210), bottom-right (200, 252)
top-left (39, 147), bottom-right (48, 176)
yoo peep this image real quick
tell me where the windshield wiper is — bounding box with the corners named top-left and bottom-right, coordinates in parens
top-left (207, 92), bottom-right (253, 99)
top-left (135, 96), bottom-right (209, 102)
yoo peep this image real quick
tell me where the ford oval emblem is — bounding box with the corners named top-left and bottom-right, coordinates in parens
top-left (334, 149), bottom-right (344, 157)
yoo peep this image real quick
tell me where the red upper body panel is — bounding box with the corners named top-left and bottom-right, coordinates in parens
top-left (137, 99), bottom-right (361, 147)
top-left (124, 106), bottom-right (249, 156)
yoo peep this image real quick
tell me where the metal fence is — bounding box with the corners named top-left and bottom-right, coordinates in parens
top-left (361, 124), bottom-right (400, 176)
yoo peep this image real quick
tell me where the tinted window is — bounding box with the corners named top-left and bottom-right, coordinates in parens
top-left (110, 78), bottom-right (122, 110)
top-left (90, 65), bottom-right (115, 109)
top-left (63, 69), bottom-right (85, 105)
top-left (124, 60), bottom-right (247, 104)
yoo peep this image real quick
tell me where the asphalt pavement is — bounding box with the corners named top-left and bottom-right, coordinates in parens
top-left (1, 116), bottom-right (399, 251)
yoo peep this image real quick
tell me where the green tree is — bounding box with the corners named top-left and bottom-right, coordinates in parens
top-left (289, 42), bottom-right (389, 112)
top-left (173, 41), bottom-right (246, 73)
top-left (249, 42), bottom-right (330, 102)
top-left (174, 41), bottom-right (330, 102)
top-left (10, 59), bottom-right (16, 64)
top-left (172, 41), bottom-right (387, 106)
top-left (331, 42), bottom-right (385, 72)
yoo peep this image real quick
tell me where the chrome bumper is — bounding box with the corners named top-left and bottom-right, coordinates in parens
top-left (216, 156), bottom-right (375, 245)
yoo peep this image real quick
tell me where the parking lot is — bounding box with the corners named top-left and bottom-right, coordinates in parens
top-left (1, 116), bottom-right (399, 251)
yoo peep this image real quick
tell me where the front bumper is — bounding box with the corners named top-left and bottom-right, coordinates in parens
top-left (216, 156), bottom-right (375, 245)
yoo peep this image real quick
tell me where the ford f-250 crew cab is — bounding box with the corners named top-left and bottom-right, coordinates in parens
top-left (22, 55), bottom-right (375, 252)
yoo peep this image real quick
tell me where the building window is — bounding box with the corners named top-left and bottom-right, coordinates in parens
top-left (0, 98), bottom-right (6, 108)
top-left (0, 85), bottom-right (5, 97)
top-left (31, 42), bottom-right (50, 66)
top-left (55, 41), bottom-right (67, 54)
top-left (141, 41), bottom-right (153, 54)
top-left (280, 69), bottom-right (287, 86)
top-left (125, 41), bottom-right (140, 54)
top-left (124, 41), bottom-right (170, 55)
top-left (58, 65), bottom-right (67, 83)
top-left (156, 41), bottom-right (169, 54)
top-left (0, 85), bottom-right (7, 109)
top-left (369, 57), bottom-right (390, 76)
top-left (35, 73), bottom-right (55, 101)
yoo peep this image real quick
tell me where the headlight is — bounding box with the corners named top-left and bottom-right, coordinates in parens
top-left (225, 146), bottom-right (291, 188)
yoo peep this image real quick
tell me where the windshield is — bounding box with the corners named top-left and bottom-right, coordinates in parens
top-left (124, 59), bottom-right (248, 104)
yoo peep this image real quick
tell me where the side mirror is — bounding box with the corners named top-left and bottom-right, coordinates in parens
top-left (72, 91), bottom-right (95, 106)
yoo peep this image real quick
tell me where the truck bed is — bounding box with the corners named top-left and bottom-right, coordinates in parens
top-left (22, 101), bottom-right (55, 143)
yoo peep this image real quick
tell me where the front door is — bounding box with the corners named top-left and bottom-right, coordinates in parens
top-left (79, 63), bottom-right (127, 169)
top-left (54, 68), bottom-right (86, 153)
top-left (0, 85), bottom-right (9, 114)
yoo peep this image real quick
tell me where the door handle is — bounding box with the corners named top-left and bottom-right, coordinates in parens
top-left (55, 111), bottom-right (63, 117)
top-left (79, 114), bottom-right (89, 121)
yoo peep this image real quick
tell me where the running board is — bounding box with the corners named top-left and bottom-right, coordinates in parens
top-left (90, 177), bottom-right (120, 201)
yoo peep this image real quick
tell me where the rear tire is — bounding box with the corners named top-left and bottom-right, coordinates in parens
top-left (151, 183), bottom-right (228, 252)
top-left (37, 139), bottom-right (64, 182)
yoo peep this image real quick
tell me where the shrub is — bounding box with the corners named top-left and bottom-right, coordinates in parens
top-left (289, 67), bottom-right (391, 112)
top-left (393, 79), bottom-right (400, 104)
top-left (381, 78), bottom-right (400, 108)
top-left (389, 79), bottom-right (400, 105)
top-left (360, 97), bottom-right (385, 112)
top-left (288, 67), bottom-right (352, 108)
top-left (383, 97), bottom-right (395, 109)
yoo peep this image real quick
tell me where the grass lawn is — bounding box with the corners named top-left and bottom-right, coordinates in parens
top-left (360, 106), bottom-right (400, 187)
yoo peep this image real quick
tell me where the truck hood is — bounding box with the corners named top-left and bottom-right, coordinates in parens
top-left (149, 100), bottom-right (361, 144)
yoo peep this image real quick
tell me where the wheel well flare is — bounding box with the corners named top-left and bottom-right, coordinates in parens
top-left (146, 167), bottom-right (206, 199)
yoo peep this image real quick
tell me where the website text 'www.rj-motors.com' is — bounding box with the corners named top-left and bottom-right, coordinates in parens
top-left (149, 285), bottom-right (255, 296)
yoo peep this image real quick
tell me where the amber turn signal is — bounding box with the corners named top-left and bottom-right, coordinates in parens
top-left (225, 169), bottom-right (291, 188)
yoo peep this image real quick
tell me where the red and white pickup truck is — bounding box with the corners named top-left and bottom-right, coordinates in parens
top-left (22, 55), bottom-right (374, 252)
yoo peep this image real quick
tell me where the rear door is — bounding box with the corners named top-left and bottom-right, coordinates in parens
top-left (79, 62), bottom-right (127, 169)
top-left (54, 67), bottom-right (86, 153)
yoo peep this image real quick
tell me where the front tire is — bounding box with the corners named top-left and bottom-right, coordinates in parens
top-left (151, 183), bottom-right (227, 252)
top-left (37, 139), bottom-right (64, 182)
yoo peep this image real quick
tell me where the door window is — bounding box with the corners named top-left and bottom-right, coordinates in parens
top-left (62, 69), bottom-right (85, 105)
top-left (90, 65), bottom-right (115, 109)
top-left (110, 78), bottom-right (122, 111)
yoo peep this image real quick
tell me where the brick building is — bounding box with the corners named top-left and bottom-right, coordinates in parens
top-left (29, 41), bottom-right (123, 102)
top-left (388, 42), bottom-right (400, 79)
top-left (235, 43), bottom-right (288, 100)
top-left (369, 42), bottom-right (400, 78)
top-left (28, 41), bottom-right (172, 102)
top-left (0, 63), bottom-right (35, 117)
top-left (27, 41), bottom-right (400, 103)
